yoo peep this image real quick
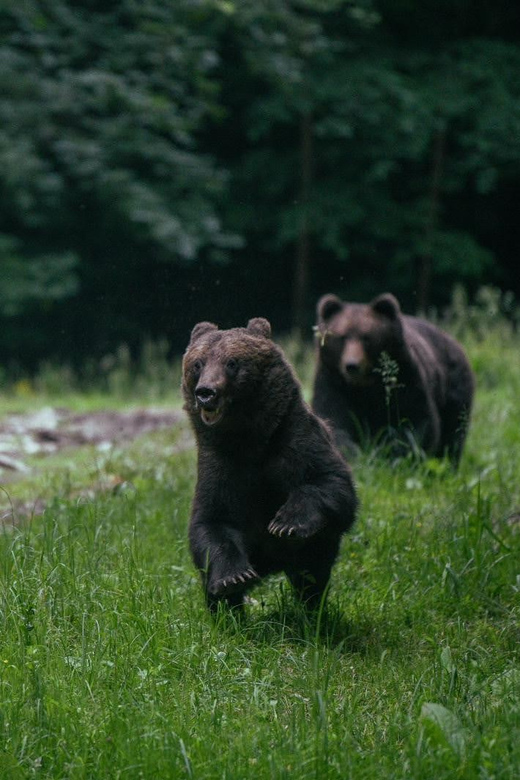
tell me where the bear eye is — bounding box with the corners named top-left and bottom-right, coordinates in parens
top-left (192, 359), bottom-right (203, 374)
top-left (226, 358), bottom-right (238, 374)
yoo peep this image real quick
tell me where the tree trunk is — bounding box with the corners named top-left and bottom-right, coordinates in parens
top-left (292, 113), bottom-right (313, 339)
top-left (416, 126), bottom-right (445, 314)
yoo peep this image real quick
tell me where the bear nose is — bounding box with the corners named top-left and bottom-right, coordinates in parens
top-left (195, 386), bottom-right (218, 408)
top-left (345, 361), bottom-right (360, 374)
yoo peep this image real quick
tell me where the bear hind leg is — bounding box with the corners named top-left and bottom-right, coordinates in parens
top-left (285, 537), bottom-right (340, 610)
top-left (286, 568), bottom-right (330, 610)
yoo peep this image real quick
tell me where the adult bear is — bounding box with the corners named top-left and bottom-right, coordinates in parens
top-left (182, 317), bottom-right (357, 612)
top-left (312, 293), bottom-right (475, 466)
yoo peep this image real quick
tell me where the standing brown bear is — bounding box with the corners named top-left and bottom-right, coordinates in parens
top-left (312, 293), bottom-right (475, 466)
top-left (182, 317), bottom-right (357, 612)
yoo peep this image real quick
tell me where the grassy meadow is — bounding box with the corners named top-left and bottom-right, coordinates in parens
top-left (1, 304), bottom-right (520, 778)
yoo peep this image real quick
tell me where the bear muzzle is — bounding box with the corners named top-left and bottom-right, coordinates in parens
top-left (195, 386), bottom-right (225, 426)
top-left (345, 360), bottom-right (361, 376)
top-left (342, 361), bottom-right (373, 386)
top-left (341, 340), bottom-right (372, 385)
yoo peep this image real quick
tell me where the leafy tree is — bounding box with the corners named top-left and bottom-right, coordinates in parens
top-left (0, 0), bottom-right (230, 352)
top-left (208, 0), bottom-right (520, 326)
top-left (1, 0), bottom-right (520, 364)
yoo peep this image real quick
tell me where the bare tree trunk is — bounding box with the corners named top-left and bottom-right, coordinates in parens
top-left (292, 113), bottom-right (313, 339)
top-left (416, 126), bottom-right (445, 314)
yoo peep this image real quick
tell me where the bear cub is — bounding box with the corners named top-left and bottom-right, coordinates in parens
top-left (182, 317), bottom-right (357, 611)
top-left (312, 293), bottom-right (475, 466)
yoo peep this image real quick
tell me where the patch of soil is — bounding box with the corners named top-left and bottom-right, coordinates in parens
top-left (0, 407), bottom-right (183, 475)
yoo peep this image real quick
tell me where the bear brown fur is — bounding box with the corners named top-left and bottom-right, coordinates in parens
top-left (312, 293), bottom-right (475, 466)
top-left (182, 317), bottom-right (358, 611)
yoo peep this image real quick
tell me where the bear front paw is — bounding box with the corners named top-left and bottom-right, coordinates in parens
top-left (208, 566), bottom-right (259, 597)
top-left (268, 510), bottom-right (326, 540)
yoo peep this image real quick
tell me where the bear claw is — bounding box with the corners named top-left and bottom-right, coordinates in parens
top-left (210, 567), bottom-right (259, 596)
top-left (268, 517), bottom-right (324, 539)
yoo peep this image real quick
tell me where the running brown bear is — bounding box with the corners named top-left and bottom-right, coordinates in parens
top-left (182, 317), bottom-right (358, 611)
top-left (312, 292), bottom-right (475, 466)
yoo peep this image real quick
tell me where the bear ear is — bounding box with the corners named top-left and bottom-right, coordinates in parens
top-left (189, 321), bottom-right (218, 344)
top-left (247, 317), bottom-right (272, 339)
top-left (317, 294), bottom-right (343, 322)
top-left (371, 293), bottom-right (401, 320)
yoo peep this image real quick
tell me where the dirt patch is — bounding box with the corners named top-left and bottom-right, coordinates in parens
top-left (0, 407), bottom-right (184, 475)
top-left (0, 406), bottom-right (192, 525)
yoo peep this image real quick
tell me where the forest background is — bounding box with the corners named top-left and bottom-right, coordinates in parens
top-left (2, 0), bottom-right (520, 370)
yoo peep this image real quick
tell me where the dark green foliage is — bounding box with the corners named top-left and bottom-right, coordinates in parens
top-left (1, 0), bottom-right (520, 364)
top-left (0, 0), bottom-right (227, 260)
top-left (0, 0), bottom-right (231, 361)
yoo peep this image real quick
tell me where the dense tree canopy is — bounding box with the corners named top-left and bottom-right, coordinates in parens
top-left (1, 0), bottom-right (520, 365)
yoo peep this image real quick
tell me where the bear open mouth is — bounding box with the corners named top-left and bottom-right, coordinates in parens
top-left (200, 407), bottom-right (224, 426)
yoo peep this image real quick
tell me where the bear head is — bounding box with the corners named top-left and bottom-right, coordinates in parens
top-left (315, 293), bottom-right (404, 387)
top-left (182, 317), bottom-right (292, 432)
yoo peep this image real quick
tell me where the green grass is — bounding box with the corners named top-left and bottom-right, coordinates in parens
top-left (1, 321), bottom-right (520, 778)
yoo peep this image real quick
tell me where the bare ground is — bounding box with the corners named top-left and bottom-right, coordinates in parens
top-left (0, 406), bottom-right (187, 523)
top-left (0, 406), bottom-right (183, 471)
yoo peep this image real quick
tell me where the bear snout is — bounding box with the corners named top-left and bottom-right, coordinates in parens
top-left (345, 360), bottom-right (361, 375)
top-left (195, 385), bottom-right (220, 410)
top-left (341, 340), bottom-right (369, 382)
top-left (343, 360), bottom-right (369, 385)
top-left (195, 385), bottom-right (225, 426)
